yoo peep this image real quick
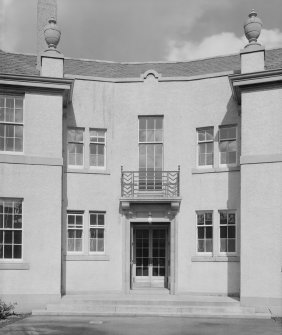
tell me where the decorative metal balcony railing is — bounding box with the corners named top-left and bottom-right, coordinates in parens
top-left (121, 166), bottom-right (180, 198)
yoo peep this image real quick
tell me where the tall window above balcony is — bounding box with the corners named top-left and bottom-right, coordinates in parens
top-left (67, 128), bottom-right (84, 167)
top-left (0, 95), bottom-right (23, 152)
top-left (139, 116), bottom-right (163, 170)
top-left (139, 116), bottom-right (163, 190)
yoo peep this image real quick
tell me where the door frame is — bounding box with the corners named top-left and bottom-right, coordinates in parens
top-left (131, 224), bottom-right (170, 289)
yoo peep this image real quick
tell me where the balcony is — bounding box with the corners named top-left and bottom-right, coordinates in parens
top-left (121, 166), bottom-right (180, 201)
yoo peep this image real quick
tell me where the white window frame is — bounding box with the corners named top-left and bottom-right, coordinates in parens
top-left (67, 212), bottom-right (84, 254)
top-left (89, 212), bottom-right (105, 254)
top-left (197, 127), bottom-right (214, 168)
top-left (219, 210), bottom-right (237, 256)
top-left (0, 198), bottom-right (23, 261)
top-left (196, 211), bottom-right (213, 255)
top-left (89, 129), bottom-right (106, 169)
top-left (0, 94), bottom-right (24, 154)
top-left (67, 128), bottom-right (84, 168)
top-left (138, 116), bottom-right (164, 170)
top-left (219, 125), bottom-right (237, 167)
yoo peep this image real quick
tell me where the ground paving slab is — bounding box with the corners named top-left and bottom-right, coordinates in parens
top-left (1, 316), bottom-right (282, 335)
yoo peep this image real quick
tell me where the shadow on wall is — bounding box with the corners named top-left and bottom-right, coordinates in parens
top-left (220, 96), bottom-right (241, 297)
top-left (61, 103), bottom-right (77, 295)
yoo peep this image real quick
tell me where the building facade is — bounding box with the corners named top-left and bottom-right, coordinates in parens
top-left (0, 3), bottom-right (281, 314)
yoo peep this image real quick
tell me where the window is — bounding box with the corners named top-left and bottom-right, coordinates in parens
top-left (90, 129), bottom-right (106, 168)
top-left (197, 128), bottom-right (213, 166)
top-left (139, 116), bottom-right (163, 190)
top-left (0, 95), bottom-right (23, 152)
top-left (219, 211), bottom-right (236, 253)
top-left (67, 128), bottom-right (84, 167)
top-left (219, 126), bottom-right (237, 165)
top-left (89, 212), bottom-right (105, 252)
top-left (197, 212), bottom-right (213, 253)
top-left (67, 212), bottom-right (83, 252)
top-left (0, 199), bottom-right (22, 260)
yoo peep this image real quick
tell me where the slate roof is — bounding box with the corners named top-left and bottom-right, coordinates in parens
top-left (1, 48), bottom-right (282, 79)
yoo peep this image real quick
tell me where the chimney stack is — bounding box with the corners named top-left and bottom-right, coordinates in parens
top-left (37, 0), bottom-right (57, 69)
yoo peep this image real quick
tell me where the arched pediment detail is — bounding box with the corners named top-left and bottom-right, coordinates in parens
top-left (141, 69), bottom-right (161, 81)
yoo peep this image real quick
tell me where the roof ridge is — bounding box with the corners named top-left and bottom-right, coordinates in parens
top-left (1, 46), bottom-right (281, 65)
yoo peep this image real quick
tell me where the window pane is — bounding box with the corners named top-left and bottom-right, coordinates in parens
top-left (139, 118), bottom-right (146, 130)
top-left (220, 212), bottom-right (227, 224)
top-left (75, 230), bottom-right (82, 239)
top-left (206, 227), bottom-right (212, 239)
top-left (15, 138), bottom-right (23, 152)
top-left (90, 239), bottom-right (97, 251)
top-left (98, 239), bottom-right (104, 252)
top-left (147, 118), bottom-right (154, 130)
top-left (76, 143), bottom-right (83, 154)
top-left (76, 215), bottom-right (83, 225)
top-left (228, 226), bottom-right (236, 238)
top-left (4, 231), bottom-right (12, 243)
top-left (98, 215), bottom-right (104, 226)
top-left (0, 108), bottom-right (4, 121)
top-left (198, 227), bottom-right (204, 239)
top-left (6, 138), bottom-right (14, 151)
top-left (139, 130), bottom-right (146, 142)
top-left (228, 239), bottom-right (236, 252)
top-left (220, 238), bottom-right (227, 252)
top-left (198, 154), bottom-right (205, 166)
top-left (68, 215), bottom-right (75, 225)
top-left (13, 245), bottom-right (22, 259)
top-left (219, 141), bottom-right (227, 152)
top-left (228, 152), bottom-right (236, 164)
top-left (68, 230), bottom-right (74, 238)
top-left (198, 131), bottom-right (205, 142)
top-left (0, 244), bottom-right (3, 258)
top-left (4, 245), bottom-right (12, 258)
top-left (228, 213), bottom-right (235, 224)
top-left (0, 215), bottom-right (3, 228)
top-left (14, 215), bottom-right (22, 229)
top-left (155, 129), bottom-right (163, 142)
top-left (6, 108), bottom-right (15, 122)
top-left (147, 130), bottom-right (154, 142)
top-left (198, 239), bottom-right (204, 252)
top-left (155, 118), bottom-right (163, 130)
top-left (15, 99), bottom-right (23, 109)
top-left (206, 128), bottom-right (213, 141)
top-left (68, 239), bottom-right (74, 251)
top-left (206, 153), bottom-right (213, 165)
top-left (199, 143), bottom-right (206, 154)
top-left (206, 142), bottom-right (213, 153)
top-left (205, 212), bottom-right (212, 222)
top-left (90, 214), bottom-right (97, 226)
top-left (15, 109), bottom-right (23, 123)
top-left (205, 239), bottom-right (212, 252)
top-left (76, 153), bottom-right (83, 166)
top-left (97, 229), bottom-right (104, 238)
top-left (75, 239), bottom-right (82, 251)
top-left (14, 231), bottom-right (22, 244)
top-left (220, 226), bottom-right (227, 238)
top-left (197, 214), bottom-right (204, 225)
top-left (4, 215), bottom-right (12, 228)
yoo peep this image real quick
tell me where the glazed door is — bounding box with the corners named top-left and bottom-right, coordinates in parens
top-left (132, 227), bottom-right (168, 288)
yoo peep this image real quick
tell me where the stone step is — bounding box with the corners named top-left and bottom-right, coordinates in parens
top-left (31, 294), bottom-right (271, 319)
top-left (56, 299), bottom-right (240, 307)
top-left (44, 303), bottom-right (255, 314)
top-left (32, 308), bottom-right (270, 319)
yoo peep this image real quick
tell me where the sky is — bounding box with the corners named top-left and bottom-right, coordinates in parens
top-left (0, 0), bottom-right (282, 62)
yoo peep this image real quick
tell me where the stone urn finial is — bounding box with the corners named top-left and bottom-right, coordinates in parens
top-left (44, 17), bottom-right (61, 51)
top-left (244, 9), bottom-right (262, 47)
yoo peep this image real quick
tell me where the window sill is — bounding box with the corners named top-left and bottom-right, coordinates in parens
top-left (64, 254), bottom-right (110, 261)
top-left (0, 262), bottom-right (30, 270)
top-left (65, 168), bottom-right (110, 175)
top-left (191, 166), bottom-right (240, 174)
top-left (191, 256), bottom-right (240, 262)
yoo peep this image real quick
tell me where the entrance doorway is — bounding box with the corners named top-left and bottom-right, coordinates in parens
top-left (131, 224), bottom-right (169, 289)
